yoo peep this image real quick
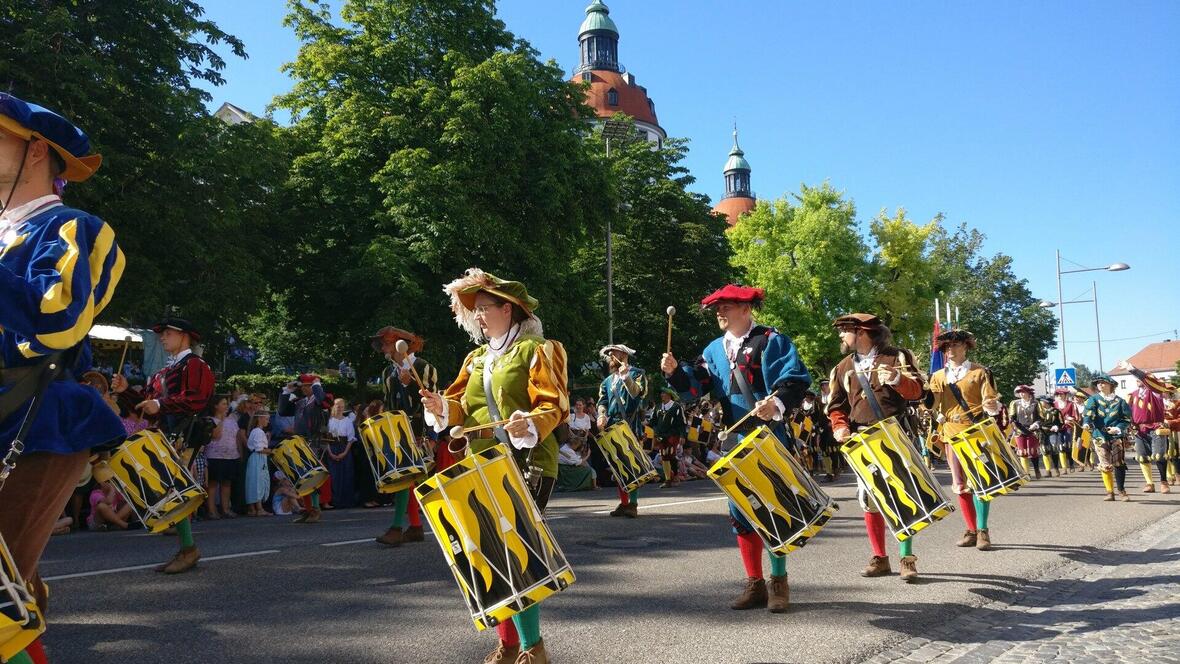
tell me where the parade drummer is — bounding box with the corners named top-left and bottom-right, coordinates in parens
top-left (1008, 385), bottom-right (1044, 479)
top-left (926, 330), bottom-right (1003, 551)
top-left (789, 391), bottom-right (823, 476)
top-left (661, 284), bottom-right (810, 614)
top-left (1116, 360), bottom-right (1173, 495)
top-left (596, 343), bottom-right (647, 516)
top-left (112, 317), bottom-right (215, 574)
top-left (371, 326), bottom-right (438, 547)
top-left (1053, 387), bottom-right (1082, 472)
top-left (1082, 373), bottom-right (1133, 502)
top-left (650, 386), bottom-right (687, 488)
top-left (0, 93), bottom-right (127, 662)
top-left (1038, 395), bottom-right (1066, 476)
top-left (825, 313), bottom-right (927, 583)
top-left (421, 268), bottom-right (568, 664)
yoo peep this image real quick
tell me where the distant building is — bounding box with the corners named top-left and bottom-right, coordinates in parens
top-left (571, 1), bottom-right (665, 145)
top-left (1109, 339), bottom-right (1180, 398)
top-left (711, 126), bottom-right (757, 227)
top-left (214, 102), bottom-right (256, 125)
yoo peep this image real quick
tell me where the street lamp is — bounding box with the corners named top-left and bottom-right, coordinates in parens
top-left (1040, 281), bottom-right (1108, 369)
top-left (601, 118), bottom-right (632, 346)
top-left (1052, 250), bottom-right (1130, 369)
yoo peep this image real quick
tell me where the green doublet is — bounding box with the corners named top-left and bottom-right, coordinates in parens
top-left (461, 336), bottom-right (559, 478)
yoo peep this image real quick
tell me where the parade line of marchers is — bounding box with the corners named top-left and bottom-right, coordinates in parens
top-left (2, 94), bottom-right (1179, 664)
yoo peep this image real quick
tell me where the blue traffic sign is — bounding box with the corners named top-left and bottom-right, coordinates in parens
top-left (1054, 368), bottom-right (1077, 388)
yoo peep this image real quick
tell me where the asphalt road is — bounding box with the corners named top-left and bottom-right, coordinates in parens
top-left (36, 466), bottom-right (1180, 664)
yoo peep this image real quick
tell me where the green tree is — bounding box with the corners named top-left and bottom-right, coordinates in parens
top-left (1071, 362), bottom-right (1096, 387)
top-left (0, 0), bottom-right (287, 355)
top-left (729, 182), bottom-right (873, 373)
top-left (263, 0), bottom-right (612, 387)
top-left (572, 118), bottom-right (735, 376)
top-left (867, 209), bottom-right (943, 358)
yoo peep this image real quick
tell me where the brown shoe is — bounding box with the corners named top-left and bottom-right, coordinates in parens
top-left (1103, 492), bottom-right (1115, 502)
top-left (162, 546), bottom-right (200, 574)
top-left (1119, 491), bottom-right (1131, 502)
top-left (956, 530), bottom-right (978, 547)
top-left (622, 502), bottom-right (638, 518)
top-left (976, 529), bottom-right (992, 551)
top-left (514, 639), bottom-right (549, 664)
top-left (730, 577), bottom-right (768, 610)
top-left (609, 502), bottom-right (628, 517)
top-left (1144, 483), bottom-right (1155, 493)
top-left (303, 508), bottom-right (321, 524)
top-left (1162, 483), bottom-right (1171, 494)
top-left (403, 525), bottom-right (425, 542)
top-left (767, 574), bottom-right (790, 613)
top-left (375, 528), bottom-right (404, 547)
top-left (860, 555), bottom-right (892, 578)
top-left (484, 640), bottom-right (520, 664)
top-left (899, 556), bottom-right (918, 582)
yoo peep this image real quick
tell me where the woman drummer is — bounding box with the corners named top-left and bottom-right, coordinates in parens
top-left (421, 268), bottom-right (568, 664)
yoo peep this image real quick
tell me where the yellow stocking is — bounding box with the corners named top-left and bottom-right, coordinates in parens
top-left (1101, 470), bottom-right (1114, 493)
top-left (1139, 462), bottom-right (1154, 486)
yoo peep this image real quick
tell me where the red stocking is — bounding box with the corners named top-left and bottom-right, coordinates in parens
top-left (863, 511), bottom-right (887, 557)
top-left (736, 531), bottom-right (764, 578)
top-left (407, 485), bottom-right (422, 528)
top-left (957, 493), bottom-right (977, 530)
top-left (496, 620), bottom-right (520, 648)
top-left (617, 487), bottom-right (630, 505)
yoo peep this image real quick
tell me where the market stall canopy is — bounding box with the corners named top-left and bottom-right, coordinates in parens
top-left (88, 324), bottom-right (145, 351)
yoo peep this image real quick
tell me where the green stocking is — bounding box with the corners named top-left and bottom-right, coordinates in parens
top-left (628, 489), bottom-right (639, 506)
top-left (768, 551), bottom-right (787, 577)
top-left (899, 538), bottom-right (913, 557)
top-left (176, 517), bottom-right (195, 548)
top-left (973, 495), bottom-right (990, 531)
top-left (390, 490), bottom-right (409, 529)
top-left (8, 649), bottom-right (35, 664)
top-left (311, 492), bottom-right (321, 510)
top-left (512, 605), bottom-right (542, 650)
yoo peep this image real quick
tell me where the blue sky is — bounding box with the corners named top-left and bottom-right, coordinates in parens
top-left (196, 0), bottom-right (1180, 375)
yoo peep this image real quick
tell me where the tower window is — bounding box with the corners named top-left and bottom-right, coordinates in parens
top-left (581, 72), bottom-right (592, 83)
top-left (607, 88), bottom-right (618, 106)
top-left (648, 100), bottom-right (655, 114)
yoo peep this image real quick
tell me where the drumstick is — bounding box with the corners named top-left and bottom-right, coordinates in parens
top-left (116, 335), bottom-right (132, 381)
top-left (449, 411), bottom-right (549, 439)
top-left (718, 407), bottom-right (763, 442)
top-left (395, 339), bottom-right (427, 391)
top-left (665, 305), bottom-right (676, 355)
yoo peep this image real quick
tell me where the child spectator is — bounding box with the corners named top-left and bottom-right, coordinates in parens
top-left (88, 480), bottom-right (133, 530)
top-left (244, 410), bottom-right (273, 516)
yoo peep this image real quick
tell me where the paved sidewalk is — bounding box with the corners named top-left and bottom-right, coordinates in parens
top-left (863, 508), bottom-right (1180, 663)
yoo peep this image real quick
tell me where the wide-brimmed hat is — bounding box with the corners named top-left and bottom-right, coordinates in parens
top-left (1090, 373), bottom-right (1117, 387)
top-left (151, 317), bottom-right (201, 343)
top-left (371, 326), bottom-right (424, 353)
top-left (1014, 385), bottom-right (1035, 396)
top-left (0, 93), bottom-right (101, 182)
top-left (600, 344), bottom-right (637, 358)
top-left (935, 329), bottom-right (976, 351)
top-left (659, 386), bottom-right (679, 400)
top-left (701, 284), bottom-right (765, 308)
top-left (447, 268), bottom-right (539, 313)
top-left (832, 313), bottom-right (883, 330)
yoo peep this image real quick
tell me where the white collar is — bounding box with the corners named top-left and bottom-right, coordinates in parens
top-left (724, 321), bottom-right (755, 346)
top-left (166, 348), bottom-right (193, 367)
top-left (1, 194), bottom-right (62, 239)
top-left (485, 323), bottom-right (520, 361)
top-left (400, 353), bottom-right (416, 369)
top-left (660, 400), bottom-right (675, 411)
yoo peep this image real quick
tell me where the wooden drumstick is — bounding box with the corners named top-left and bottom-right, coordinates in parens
top-left (449, 411), bottom-right (549, 439)
top-left (116, 335), bottom-right (132, 378)
top-left (718, 407), bottom-right (763, 442)
top-left (395, 339), bottom-right (426, 391)
top-left (665, 305), bottom-right (676, 355)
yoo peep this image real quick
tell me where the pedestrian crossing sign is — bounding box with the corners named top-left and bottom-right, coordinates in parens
top-left (1054, 368), bottom-right (1077, 388)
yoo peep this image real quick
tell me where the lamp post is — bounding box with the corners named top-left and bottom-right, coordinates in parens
top-left (601, 118), bottom-right (632, 346)
top-left (1046, 252), bottom-right (1129, 370)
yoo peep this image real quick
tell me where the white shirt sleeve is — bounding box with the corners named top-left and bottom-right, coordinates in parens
top-left (424, 399), bottom-right (450, 432)
top-left (507, 411), bottom-right (539, 450)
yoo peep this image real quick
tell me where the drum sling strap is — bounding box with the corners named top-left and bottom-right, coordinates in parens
top-left (946, 382), bottom-right (982, 425)
top-left (853, 366), bottom-right (888, 424)
top-left (483, 352), bottom-right (542, 495)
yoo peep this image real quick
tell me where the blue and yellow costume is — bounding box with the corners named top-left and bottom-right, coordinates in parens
top-left (1082, 373), bottom-right (1133, 500)
top-left (0, 93), bottom-right (123, 664)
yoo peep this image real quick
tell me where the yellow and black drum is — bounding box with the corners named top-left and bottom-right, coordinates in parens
top-left (272, 436), bottom-right (329, 497)
top-left (106, 429), bottom-right (206, 533)
top-left (841, 416), bottom-right (953, 541)
top-left (0, 533), bottom-right (43, 663)
top-left (708, 426), bottom-right (838, 555)
top-left (358, 411), bottom-right (429, 493)
top-left (949, 418), bottom-right (1028, 501)
top-left (415, 444), bottom-right (575, 631)
top-left (596, 422), bottom-right (659, 493)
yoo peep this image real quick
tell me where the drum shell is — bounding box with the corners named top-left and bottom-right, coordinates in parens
top-left (840, 417), bottom-right (953, 541)
top-left (949, 418), bottom-right (1029, 501)
top-left (272, 436), bottom-right (330, 497)
top-left (596, 422), bottom-right (660, 493)
top-left (107, 429), bottom-right (207, 533)
top-left (0, 533), bottom-right (44, 661)
top-left (414, 444), bottom-right (575, 631)
top-left (708, 426), bottom-right (838, 555)
top-left (358, 412), bottom-right (430, 494)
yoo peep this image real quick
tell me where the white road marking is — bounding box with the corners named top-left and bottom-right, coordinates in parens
top-left (43, 549), bottom-right (282, 581)
top-left (590, 495), bottom-right (727, 514)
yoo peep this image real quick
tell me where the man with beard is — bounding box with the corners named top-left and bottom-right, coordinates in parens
top-left (596, 344), bottom-right (647, 517)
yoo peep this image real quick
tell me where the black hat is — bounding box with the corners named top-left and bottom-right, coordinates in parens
top-left (151, 317), bottom-right (201, 343)
top-left (935, 329), bottom-right (976, 351)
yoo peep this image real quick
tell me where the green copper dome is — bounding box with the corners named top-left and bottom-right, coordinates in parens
top-left (724, 129), bottom-right (751, 173)
top-left (580, 0), bottom-right (619, 36)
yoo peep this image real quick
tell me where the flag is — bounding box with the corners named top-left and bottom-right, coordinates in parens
top-left (930, 301), bottom-right (945, 373)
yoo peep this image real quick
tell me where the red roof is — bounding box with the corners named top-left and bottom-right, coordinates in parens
top-left (713, 196), bottom-right (757, 227)
top-left (1109, 340), bottom-right (1180, 375)
top-left (575, 70), bottom-right (660, 127)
